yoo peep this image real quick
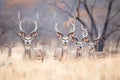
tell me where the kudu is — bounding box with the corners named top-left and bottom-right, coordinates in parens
top-left (87, 28), bottom-right (101, 59)
top-left (71, 24), bottom-right (89, 58)
top-left (18, 12), bottom-right (38, 59)
top-left (54, 13), bottom-right (76, 61)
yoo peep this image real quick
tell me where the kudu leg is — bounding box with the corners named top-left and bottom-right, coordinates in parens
top-left (76, 49), bottom-right (82, 59)
top-left (23, 50), bottom-right (28, 59)
top-left (28, 50), bottom-right (32, 59)
top-left (89, 49), bottom-right (95, 60)
top-left (59, 50), bottom-right (63, 61)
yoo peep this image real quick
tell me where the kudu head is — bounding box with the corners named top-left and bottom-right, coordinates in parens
top-left (71, 37), bottom-right (83, 49)
top-left (18, 11), bottom-right (38, 49)
top-left (54, 13), bottom-right (76, 46)
top-left (87, 27), bottom-right (101, 48)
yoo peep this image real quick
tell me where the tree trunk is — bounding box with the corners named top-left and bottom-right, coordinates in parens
top-left (98, 39), bottom-right (105, 51)
top-left (97, 0), bottom-right (114, 51)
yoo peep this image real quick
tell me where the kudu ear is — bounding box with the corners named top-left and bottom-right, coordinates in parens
top-left (19, 32), bottom-right (26, 37)
top-left (71, 37), bottom-right (78, 43)
top-left (31, 32), bottom-right (37, 38)
top-left (57, 32), bottom-right (64, 38)
top-left (93, 38), bottom-right (100, 44)
top-left (82, 37), bottom-right (89, 43)
top-left (68, 32), bottom-right (74, 37)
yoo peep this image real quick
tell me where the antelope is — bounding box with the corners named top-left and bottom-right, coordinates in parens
top-left (71, 37), bottom-right (84, 58)
top-left (54, 13), bottom-right (76, 61)
top-left (71, 24), bottom-right (88, 58)
top-left (18, 11), bottom-right (38, 59)
top-left (87, 28), bottom-right (101, 59)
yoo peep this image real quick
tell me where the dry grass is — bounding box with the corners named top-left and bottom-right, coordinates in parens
top-left (0, 47), bottom-right (120, 80)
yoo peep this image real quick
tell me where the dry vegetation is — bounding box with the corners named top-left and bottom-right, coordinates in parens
top-left (0, 47), bottom-right (120, 80)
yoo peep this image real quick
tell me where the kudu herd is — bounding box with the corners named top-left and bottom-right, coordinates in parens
top-left (0, 12), bottom-right (104, 62)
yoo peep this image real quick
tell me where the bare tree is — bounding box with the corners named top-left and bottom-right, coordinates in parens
top-left (99, 0), bottom-right (120, 51)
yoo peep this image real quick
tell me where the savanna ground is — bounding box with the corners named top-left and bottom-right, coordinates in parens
top-left (0, 46), bottom-right (120, 80)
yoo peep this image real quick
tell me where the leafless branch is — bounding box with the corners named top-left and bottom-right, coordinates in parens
top-left (44, 0), bottom-right (73, 17)
top-left (110, 9), bottom-right (120, 21)
top-left (58, 0), bottom-right (73, 12)
top-left (76, 0), bottom-right (81, 19)
top-left (105, 27), bottom-right (120, 39)
top-left (83, 0), bottom-right (98, 38)
top-left (102, 0), bottom-right (115, 40)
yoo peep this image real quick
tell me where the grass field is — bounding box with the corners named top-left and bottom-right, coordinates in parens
top-left (0, 47), bottom-right (120, 80)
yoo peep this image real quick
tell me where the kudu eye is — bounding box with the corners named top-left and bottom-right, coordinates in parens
top-left (57, 32), bottom-right (64, 38)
